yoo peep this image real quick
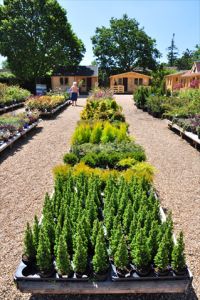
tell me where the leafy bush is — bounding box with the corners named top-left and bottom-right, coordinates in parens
top-left (26, 95), bottom-right (66, 112)
top-left (171, 231), bottom-right (186, 272)
top-left (146, 95), bottom-right (165, 117)
top-left (134, 86), bottom-right (150, 109)
top-left (63, 153), bottom-right (79, 165)
top-left (0, 83), bottom-right (30, 107)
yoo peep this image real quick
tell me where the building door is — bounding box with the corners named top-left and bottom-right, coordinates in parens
top-left (87, 78), bottom-right (92, 92)
top-left (123, 78), bottom-right (128, 92)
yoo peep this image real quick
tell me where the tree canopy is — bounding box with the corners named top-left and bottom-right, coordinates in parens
top-left (0, 0), bottom-right (85, 81)
top-left (91, 14), bottom-right (160, 73)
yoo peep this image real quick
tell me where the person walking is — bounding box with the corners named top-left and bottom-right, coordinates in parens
top-left (70, 81), bottom-right (79, 106)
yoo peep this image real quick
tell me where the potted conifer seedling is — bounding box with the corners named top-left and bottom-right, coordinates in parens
top-left (113, 235), bottom-right (130, 278)
top-left (171, 231), bottom-right (187, 275)
top-left (131, 227), bottom-right (151, 276)
top-left (72, 233), bottom-right (88, 279)
top-left (22, 222), bottom-right (36, 267)
top-left (92, 226), bottom-right (109, 280)
top-left (154, 233), bottom-right (170, 276)
top-left (36, 226), bottom-right (54, 278)
top-left (55, 234), bottom-right (73, 278)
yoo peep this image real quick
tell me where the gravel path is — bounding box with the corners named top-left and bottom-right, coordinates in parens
top-left (1, 95), bottom-right (199, 299)
top-left (0, 99), bottom-right (86, 300)
top-left (115, 95), bottom-right (200, 299)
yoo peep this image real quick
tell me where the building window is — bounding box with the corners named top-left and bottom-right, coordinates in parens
top-left (118, 78), bottom-right (123, 85)
top-left (60, 77), bottom-right (68, 85)
top-left (134, 78), bottom-right (138, 85)
top-left (176, 77), bottom-right (178, 82)
top-left (139, 78), bottom-right (143, 85)
top-left (60, 77), bottom-right (64, 85)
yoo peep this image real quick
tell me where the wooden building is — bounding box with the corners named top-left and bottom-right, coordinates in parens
top-left (110, 71), bottom-right (151, 93)
top-left (165, 61), bottom-right (200, 91)
top-left (51, 66), bottom-right (98, 93)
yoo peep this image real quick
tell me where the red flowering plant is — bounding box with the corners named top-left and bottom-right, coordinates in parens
top-left (173, 83), bottom-right (183, 91)
top-left (190, 79), bottom-right (199, 89)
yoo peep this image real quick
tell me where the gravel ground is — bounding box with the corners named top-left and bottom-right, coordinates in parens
top-left (115, 95), bottom-right (200, 299)
top-left (0, 99), bottom-right (86, 300)
top-left (0, 95), bottom-right (199, 299)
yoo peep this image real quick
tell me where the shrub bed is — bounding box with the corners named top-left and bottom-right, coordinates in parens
top-left (0, 83), bottom-right (30, 109)
top-left (26, 93), bottom-right (70, 114)
top-left (17, 89), bottom-right (188, 285)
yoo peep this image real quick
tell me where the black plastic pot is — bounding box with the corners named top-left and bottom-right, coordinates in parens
top-left (22, 254), bottom-right (36, 267)
top-left (135, 265), bottom-right (152, 277)
top-left (93, 270), bottom-right (109, 281)
top-left (38, 265), bottom-right (55, 278)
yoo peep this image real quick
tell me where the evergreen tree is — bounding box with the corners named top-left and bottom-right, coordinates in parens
top-left (123, 202), bottom-right (133, 235)
top-left (42, 210), bottom-right (55, 252)
top-left (167, 33), bottom-right (178, 66)
top-left (36, 226), bottom-right (52, 272)
top-left (154, 233), bottom-right (169, 272)
top-left (171, 231), bottom-right (186, 272)
top-left (92, 226), bottom-right (109, 273)
top-left (110, 223), bottom-right (123, 256)
top-left (73, 234), bottom-right (88, 274)
top-left (33, 215), bottom-right (40, 255)
top-left (128, 215), bottom-right (138, 243)
top-left (91, 219), bottom-right (100, 247)
top-left (114, 235), bottom-right (129, 270)
top-left (54, 217), bottom-right (63, 256)
top-left (56, 234), bottom-right (72, 276)
top-left (62, 209), bottom-right (73, 256)
top-left (23, 222), bottom-right (35, 259)
top-left (147, 220), bottom-right (159, 261)
top-left (131, 227), bottom-right (151, 269)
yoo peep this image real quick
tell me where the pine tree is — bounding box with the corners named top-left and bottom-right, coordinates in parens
top-left (128, 215), bottom-right (138, 243)
top-left (110, 223), bottom-right (123, 257)
top-left (62, 210), bottom-right (73, 256)
top-left (171, 231), bottom-right (186, 272)
top-left (36, 226), bottom-right (52, 273)
top-left (167, 33), bottom-right (178, 66)
top-left (23, 222), bottom-right (35, 259)
top-left (92, 225), bottom-right (109, 274)
top-left (147, 220), bottom-right (159, 261)
top-left (73, 234), bottom-right (88, 274)
top-left (33, 215), bottom-right (40, 255)
top-left (56, 234), bottom-right (72, 276)
top-left (114, 234), bottom-right (129, 271)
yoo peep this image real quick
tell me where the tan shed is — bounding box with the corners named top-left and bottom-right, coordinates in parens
top-left (110, 71), bottom-right (151, 93)
top-left (51, 66), bottom-right (98, 94)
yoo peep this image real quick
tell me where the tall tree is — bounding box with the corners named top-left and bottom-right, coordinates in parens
top-left (175, 49), bottom-right (193, 70)
top-left (0, 0), bottom-right (85, 81)
top-left (193, 44), bottom-right (200, 61)
top-left (91, 14), bottom-right (160, 75)
top-left (167, 33), bottom-right (178, 66)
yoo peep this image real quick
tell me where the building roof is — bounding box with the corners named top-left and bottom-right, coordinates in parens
top-left (165, 71), bottom-right (188, 78)
top-left (110, 71), bottom-right (151, 78)
top-left (52, 65), bottom-right (98, 77)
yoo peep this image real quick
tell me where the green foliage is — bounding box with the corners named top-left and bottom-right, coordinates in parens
top-left (167, 33), bottom-right (178, 67)
top-left (56, 234), bottom-right (72, 275)
top-left (91, 14), bottom-right (160, 72)
top-left (154, 233), bottom-right (169, 271)
top-left (63, 153), bottom-right (79, 166)
top-left (90, 121), bottom-right (103, 143)
top-left (36, 226), bottom-right (52, 272)
top-left (131, 227), bottom-right (151, 269)
top-left (0, 83), bottom-right (30, 107)
top-left (23, 222), bottom-right (35, 259)
top-left (73, 233), bottom-right (88, 274)
top-left (171, 231), bottom-right (186, 271)
top-left (134, 86), bottom-right (150, 109)
top-left (92, 225), bottom-right (109, 273)
top-left (33, 215), bottom-right (40, 254)
top-left (0, 0), bottom-right (85, 81)
top-left (146, 95), bottom-right (165, 117)
top-left (114, 235), bottom-right (129, 270)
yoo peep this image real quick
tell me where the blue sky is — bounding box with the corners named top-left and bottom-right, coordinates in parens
top-left (0, 0), bottom-right (200, 67)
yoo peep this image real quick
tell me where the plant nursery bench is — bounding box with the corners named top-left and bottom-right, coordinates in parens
top-left (167, 120), bottom-right (200, 149)
top-left (0, 102), bottom-right (24, 114)
top-left (39, 100), bottom-right (71, 116)
top-left (0, 121), bottom-right (39, 153)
